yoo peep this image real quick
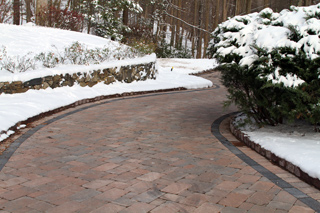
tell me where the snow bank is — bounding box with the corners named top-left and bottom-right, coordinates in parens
top-left (235, 113), bottom-right (320, 180)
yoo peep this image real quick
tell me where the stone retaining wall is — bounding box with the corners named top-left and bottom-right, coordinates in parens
top-left (0, 62), bottom-right (157, 94)
top-left (229, 118), bottom-right (320, 190)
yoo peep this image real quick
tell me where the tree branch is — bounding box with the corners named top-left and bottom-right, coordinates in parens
top-left (164, 11), bottom-right (211, 34)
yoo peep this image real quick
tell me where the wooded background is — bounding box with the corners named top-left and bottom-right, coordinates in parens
top-left (5, 0), bottom-right (320, 58)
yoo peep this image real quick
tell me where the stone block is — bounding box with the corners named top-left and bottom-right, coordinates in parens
top-left (24, 78), bottom-right (43, 87)
top-left (42, 82), bottom-right (50, 89)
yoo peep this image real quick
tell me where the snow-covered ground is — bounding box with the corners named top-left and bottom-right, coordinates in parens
top-left (235, 114), bottom-right (320, 180)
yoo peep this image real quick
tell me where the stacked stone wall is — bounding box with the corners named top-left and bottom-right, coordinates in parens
top-left (0, 62), bottom-right (156, 94)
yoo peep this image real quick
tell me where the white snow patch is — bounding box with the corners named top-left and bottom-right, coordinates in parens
top-left (235, 113), bottom-right (320, 180)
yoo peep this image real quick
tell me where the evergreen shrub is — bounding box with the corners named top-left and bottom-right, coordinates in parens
top-left (207, 4), bottom-right (320, 127)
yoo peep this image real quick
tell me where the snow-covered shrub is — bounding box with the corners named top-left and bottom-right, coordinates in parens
top-left (156, 40), bottom-right (192, 58)
top-left (207, 4), bottom-right (320, 126)
top-left (1, 42), bottom-right (143, 73)
top-left (36, 42), bottom-right (140, 67)
top-left (0, 46), bottom-right (35, 73)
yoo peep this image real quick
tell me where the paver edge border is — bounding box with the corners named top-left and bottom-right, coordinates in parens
top-left (211, 113), bottom-right (320, 212)
top-left (229, 115), bottom-right (320, 192)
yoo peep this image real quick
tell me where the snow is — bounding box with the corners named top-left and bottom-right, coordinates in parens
top-left (0, 23), bottom-right (123, 56)
top-left (0, 23), bottom-right (141, 74)
top-left (235, 113), bottom-right (320, 180)
top-left (0, 24), bottom-right (216, 142)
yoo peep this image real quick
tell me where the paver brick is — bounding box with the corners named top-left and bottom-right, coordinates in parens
top-left (247, 192), bottom-right (275, 206)
top-left (137, 172), bottom-right (162, 182)
top-left (90, 203), bottom-right (125, 213)
top-left (161, 183), bottom-right (192, 194)
top-left (95, 188), bottom-right (128, 201)
top-left (0, 72), bottom-right (318, 212)
top-left (82, 179), bottom-right (113, 189)
top-left (219, 192), bottom-right (249, 208)
top-left (119, 202), bottom-right (156, 213)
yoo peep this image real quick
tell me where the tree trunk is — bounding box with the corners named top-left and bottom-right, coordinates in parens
top-left (196, 1), bottom-right (203, 58)
top-left (264, 0), bottom-right (271, 7)
top-left (214, 0), bottom-right (220, 28)
top-left (192, 0), bottom-right (198, 57)
top-left (203, 0), bottom-right (211, 57)
top-left (222, 0), bottom-right (228, 21)
top-left (25, 0), bottom-right (33, 22)
top-left (235, 0), bottom-right (241, 15)
top-left (13, 0), bottom-right (20, 25)
top-left (246, 0), bottom-right (252, 14)
top-left (144, 2), bottom-right (149, 19)
top-left (175, 0), bottom-right (182, 48)
top-left (123, 8), bottom-right (129, 26)
top-left (87, 0), bottom-right (94, 34)
top-left (170, 0), bottom-right (176, 47)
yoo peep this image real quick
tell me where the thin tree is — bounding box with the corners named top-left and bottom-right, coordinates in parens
top-left (175, 0), bottom-right (182, 48)
top-left (24, 0), bottom-right (32, 22)
top-left (13, 0), bottom-right (20, 25)
top-left (222, 0), bottom-right (228, 21)
top-left (214, 0), bottom-right (220, 28)
top-left (196, 0), bottom-right (203, 58)
top-left (203, 0), bottom-right (210, 57)
top-left (192, 0), bottom-right (198, 57)
top-left (246, 0), bottom-right (252, 13)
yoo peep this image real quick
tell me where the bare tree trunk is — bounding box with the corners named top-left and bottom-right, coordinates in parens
top-left (13, 0), bottom-right (20, 25)
top-left (214, 0), bottom-right (220, 28)
top-left (25, 0), bottom-right (32, 22)
top-left (264, 0), bottom-right (271, 7)
top-left (203, 0), bottom-right (210, 57)
top-left (222, 0), bottom-right (228, 21)
top-left (175, 0), bottom-right (182, 48)
top-left (196, 1), bottom-right (203, 58)
top-left (170, 0), bottom-right (176, 47)
top-left (144, 2), bottom-right (148, 19)
top-left (192, 0), bottom-right (198, 57)
top-left (246, 0), bottom-right (252, 14)
top-left (235, 0), bottom-right (241, 15)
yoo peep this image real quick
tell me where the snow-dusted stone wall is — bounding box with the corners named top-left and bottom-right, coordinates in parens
top-left (0, 62), bottom-right (157, 94)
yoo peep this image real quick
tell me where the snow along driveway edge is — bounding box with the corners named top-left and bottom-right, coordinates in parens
top-left (229, 117), bottom-right (320, 191)
top-left (213, 114), bottom-right (320, 212)
top-left (0, 87), bottom-right (185, 142)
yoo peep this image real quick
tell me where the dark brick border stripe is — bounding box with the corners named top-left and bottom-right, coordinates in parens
top-left (230, 119), bottom-right (320, 191)
top-left (211, 113), bottom-right (320, 212)
top-left (0, 84), bottom-right (219, 172)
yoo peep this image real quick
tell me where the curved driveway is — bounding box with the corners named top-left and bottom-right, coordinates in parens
top-left (0, 72), bottom-right (318, 212)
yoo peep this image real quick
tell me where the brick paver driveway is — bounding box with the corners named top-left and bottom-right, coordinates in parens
top-left (0, 72), bottom-right (318, 212)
